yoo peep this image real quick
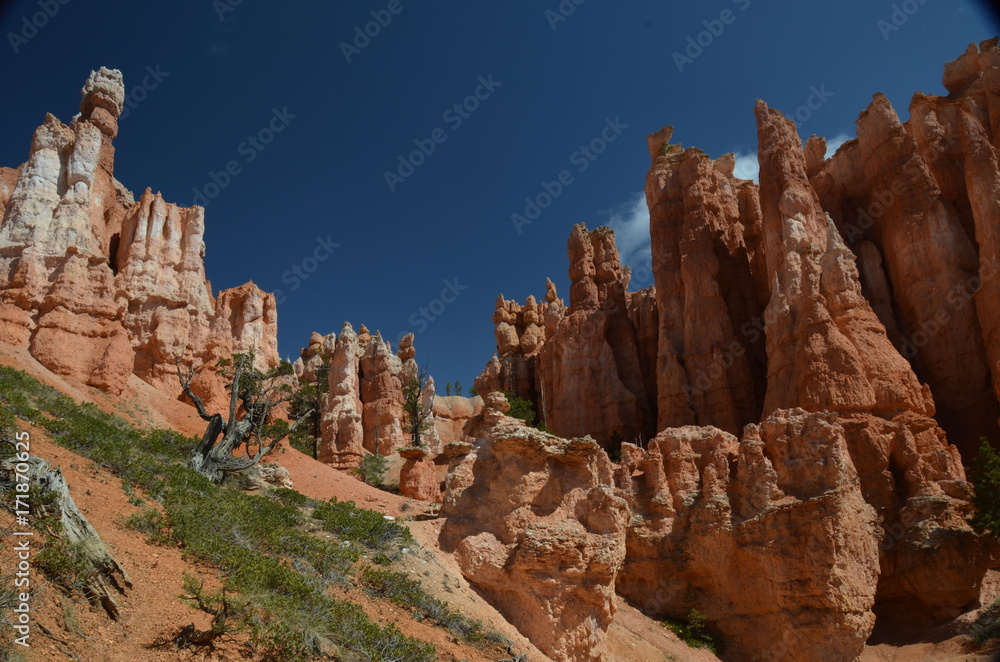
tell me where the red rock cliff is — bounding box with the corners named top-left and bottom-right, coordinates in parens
top-left (0, 68), bottom-right (279, 400)
top-left (469, 40), bottom-right (1000, 661)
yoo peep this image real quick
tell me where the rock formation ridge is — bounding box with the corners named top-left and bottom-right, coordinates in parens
top-left (290, 325), bottom-right (481, 471)
top-left (464, 40), bottom-right (1000, 662)
top-left (0, 68), bottom-right (279, 405)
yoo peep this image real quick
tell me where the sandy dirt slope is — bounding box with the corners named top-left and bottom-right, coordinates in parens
top-left (0, 342), bottom-right (206, 438)
top-left (1, 424), bottom-right (226, 661)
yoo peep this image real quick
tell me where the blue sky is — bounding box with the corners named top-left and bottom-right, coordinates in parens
top-left (1, 0), bottom-right (997, 388)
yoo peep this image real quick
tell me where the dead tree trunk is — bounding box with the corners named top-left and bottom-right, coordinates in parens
top-left (178, 356), bottom-right (310, 484)
top-left (1, 456), bottom-right (131, 619)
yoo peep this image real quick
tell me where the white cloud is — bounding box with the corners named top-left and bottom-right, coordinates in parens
top-left (733, 152), bottom-right (759, 182)
top-left (730, 131), bottom-right (852, 184)
top-left (824, 132), bottom-right (852, 158)
top-left (606, 191), bottom-right (651, 268)
top-left (605, 132), bottom-right (854, 285)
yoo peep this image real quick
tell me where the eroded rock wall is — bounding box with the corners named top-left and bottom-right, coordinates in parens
top-left (645, 130), bottom-right (767, 436)
top-left (478, 227), bottom-right (658, 445)
top-left (617, 409), bottom-right (880, 662)
top-left (306, 325), bottom-right (480, 468)
top-left (0, 68), bottom-right (278, 398)
top-left (440, 393), bottom-right (628, 662)
top-left (463, 40), bottom-right (1000, 661)
top-left (809, 38), bottom-right (1000, 451)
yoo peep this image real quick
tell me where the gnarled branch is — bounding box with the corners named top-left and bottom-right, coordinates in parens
top-left (175, 357), bottom-right (219, 426)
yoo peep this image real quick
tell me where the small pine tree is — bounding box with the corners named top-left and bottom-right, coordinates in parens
top-left (288, 357), bottom-right (329, 459)
top-left (445, 382), bottom-right (452, 396)
top-left (351, 454), bottom-right (388, 488)
top-left (972, 437), bottom-right (1000, 534)
top-left (505, 392), bottom-right (536, 425)
top-left (402, 365), bottom-right (433, 448)
top-left (453, 380), bottom-right (463, 397)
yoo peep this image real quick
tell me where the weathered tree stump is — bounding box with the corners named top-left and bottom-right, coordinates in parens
top-left (1, 455), bottom-right (131, 619)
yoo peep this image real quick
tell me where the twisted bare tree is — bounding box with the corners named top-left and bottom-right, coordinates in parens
top-left (177, 353), bottom-right (311, 483)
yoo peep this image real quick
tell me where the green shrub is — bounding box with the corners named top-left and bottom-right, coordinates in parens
top-left (34, 535), bottom-right (92, 594)
top-left (372, 552), bottom-right (393, 566)
top-left (971, 598), bottom-right (1000, 644)
top-left (362, 569), bottom-right (427, 609)
top-left (0, 407), bottom-right (15, 443)
top-left (661, 609), bottom-right (723, 655)
top-left (271, 487), bottom-right (311, 509)
top-left (313, 498), bottom-right (412, 550)
top-left (362, 568), bottom-right (488, 642)
top-left (972, 437), bottom-right (1000, 534)
top-left (504, 392), bottom-right (536, 425)
top-left (504, 391), bottom-right (555, 433)
top-left (351, 453), bottom-right (388, 487)
top-left (124, 509), bottom-right (168, 543)
top-left (287, 428), bottom-right (316, 458)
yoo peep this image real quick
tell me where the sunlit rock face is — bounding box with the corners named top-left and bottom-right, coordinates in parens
top-left (0, 68), bottom-right (279, 398)
top-left (476, 226), bottom-right (659, 447)
top-left (809, 38), bottom-right (1000, 455)
top-left (302, 325), bottom-right (480, 469)
top-left (440, 393), bottom-right (628, 662)
top-left (616, 409), bottom-right (881, 662)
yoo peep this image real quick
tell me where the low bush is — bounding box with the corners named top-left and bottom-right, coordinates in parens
top-left (351, 453), bottom-right (388, 488)
top-left (971, 599), bottom-right (1000, 645)
top-left (362, 568), bottom-right (490, 642)
top-left (124, 508), bottom-right (169, 543)
top-left (972, 436), bottom-right (1000, 534)
top-left (33, 533), bottom-right (92, 594)
top-left (271, 486), bottom-right (311, 509)
top-left (661, 608), bottom-right (723, 655)
top-left (313, 497), bottom-right (412, 550)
